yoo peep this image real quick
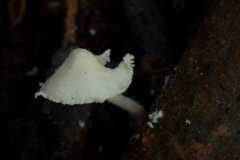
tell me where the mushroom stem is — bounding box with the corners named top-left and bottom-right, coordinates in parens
top-left (106, 94), bottom-right (147, 120)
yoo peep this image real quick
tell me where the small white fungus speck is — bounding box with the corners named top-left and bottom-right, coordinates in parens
top-left (162, 75), bottom-right (171, 89)
top-left (89, 28), bottom-right (97, 36)
top-left (186, 119), bottom-right (191, 124)
top-left (78, 120), bottom-right (85, 128)
top-left (148, 110), bottom-right (163, 123)
top-left (135, 134), bottom-right (140, 139)
top-left (147, 122), bottom-right (154, 128)
top-left (70, 25), bottom-right (78, 34)
top-left (26, 66), bottom-right (38, 76)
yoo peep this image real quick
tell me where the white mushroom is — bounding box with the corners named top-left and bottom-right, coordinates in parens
top-left (35, 48), bottom-right (147, 120)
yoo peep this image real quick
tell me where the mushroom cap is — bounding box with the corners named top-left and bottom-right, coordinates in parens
top-left (96, 49), bottom-right (111, 65)
top-left (35, 48), bottom-right (135, 105)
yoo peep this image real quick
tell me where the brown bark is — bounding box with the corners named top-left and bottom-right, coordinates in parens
top-left (122, 0), bottom-right (240, 159)
top-left (62, 0), bottom-right (78, 46)
top-left (51, 0), bottom-right (79, 71)
top-left (6, 0), bottom-right (26, 32)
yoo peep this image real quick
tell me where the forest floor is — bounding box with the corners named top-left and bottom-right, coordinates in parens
top-left (0, 0), bottom-right (212, 159)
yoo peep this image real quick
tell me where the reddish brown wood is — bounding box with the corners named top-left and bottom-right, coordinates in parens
top-left (7, 0), bottom-right (26, 31)
top-left (122, 0), bottom-right (240, 159)
top-left (62, 0), bottom-right (78, 46)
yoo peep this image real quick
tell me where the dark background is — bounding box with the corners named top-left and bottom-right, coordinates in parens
top-left (0, 0), bottom-right (212, 159)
